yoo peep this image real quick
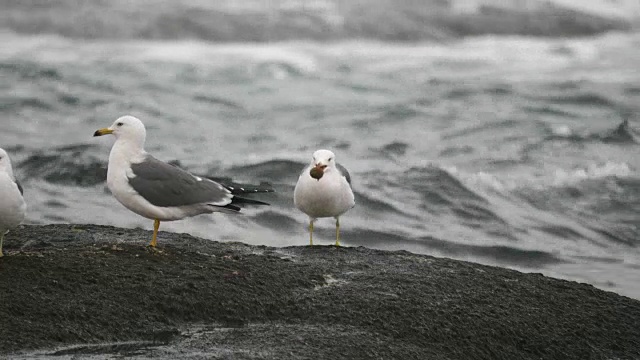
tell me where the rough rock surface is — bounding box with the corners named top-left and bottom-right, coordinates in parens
top-left (1, 224), bottom-right (639, 359)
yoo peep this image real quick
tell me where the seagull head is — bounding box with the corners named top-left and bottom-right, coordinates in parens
top-left (0, 148), bottom-right (16, 178)
top-left (309, 149), bottom-right (336, 181)
top-left (94, 115), bottom-right (147, 146)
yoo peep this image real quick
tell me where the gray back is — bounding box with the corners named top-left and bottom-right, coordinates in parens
top-left (15, 178), bottom-right (24, 195)
top-left (129, 155), bottom-right (231, 208)
top-left (336, 163), bottom-right (352, 187)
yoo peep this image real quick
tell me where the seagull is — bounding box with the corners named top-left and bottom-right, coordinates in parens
top-left (294, 149), bottom-right (355, 246)
top-left (0, 148), bottom-right (26, 257)
top-left (94, 115), bottom-right (269, 248)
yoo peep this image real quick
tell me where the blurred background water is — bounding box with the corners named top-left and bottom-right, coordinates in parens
top-left (1, 0), bottom-right (639, 299)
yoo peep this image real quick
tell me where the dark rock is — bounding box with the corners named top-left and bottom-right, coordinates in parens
top-left (1, 224), bottom-right (639, 359)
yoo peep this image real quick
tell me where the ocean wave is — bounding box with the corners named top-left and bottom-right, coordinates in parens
top-left (451, 170), bottom-right (514, 194)
top-left (587, 225), bottom-right (638, 247)
top-left (534, 224), bottom-right (585, 241)
top-left (250, 210), bottom-right (300, 233)
top-left (539, 119), bottom-right (640, 146)
top-left (551, 162), bottom-right (632, 186)
top-left (440, 161), bottom-right (639, 247)
top-left (227, 159), bottom-right (307, 183)
top-left (360, 235), bottom-right (567, 268)
top-left (0, 62), bottom-right (62, 80)
top-left (0, 0), bottom-right (631, 42)
top-left (439, 145), bottom-right (474, 158)
top-left (192, 95), bottom-right (244, 110)
top-left (447, 160), bottom-right (635, 196)
top-left (406, 166), bottom-right (488, 205)
top-left (428, 240), bottom-right (565, 268)
top-left (0, 96), bottom-right (53, 111)
top-left (541, 92), bottom-right (618, 108)
top-left (17, 144), bottom-right (107, 187)
top-left (403, 167), bottom-right (516, 240)
top-left (513, 175), bottom-right (640, 247)
top-left (442, 119), bottom-right (519, 141)
top-left (352, 189), bottom-right (421, 221)
top-left (434, 83), bottom-right (514, 100)
top-left (599, 120), bottom-right (640, 144)
top-left (523, 105), bottom-right (579, 118)
top-left (371, 142), bottom-right (409, 159)
top-left (249, 61), bottom-right (310, 79)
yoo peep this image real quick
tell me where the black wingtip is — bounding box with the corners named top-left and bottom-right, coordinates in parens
top-left (222, 203), bottom-right (242, 212)
top-left (231, 196), bottom-right (270, 207)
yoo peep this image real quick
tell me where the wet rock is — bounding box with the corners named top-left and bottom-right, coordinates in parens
top-left (1, 224), bottom-right (639, 359)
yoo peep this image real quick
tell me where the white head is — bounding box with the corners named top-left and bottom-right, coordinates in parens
top-left (93, 115), bottom-right (147, 148)
top-left (0, 148), bottom-right (15, 178)
top-left (309, 149), bottom-right (336, 180)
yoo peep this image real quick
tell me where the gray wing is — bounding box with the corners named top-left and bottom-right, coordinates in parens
top-left (128, 155), bottom-right (232, 208)
top-left (336, 163), bottom-right (352, 187)
top-left (15, 178), bottom-right (24, 195)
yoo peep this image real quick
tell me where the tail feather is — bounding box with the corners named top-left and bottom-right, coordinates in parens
top-left (207, 203), bottom-right (242, 213)
top-left (202, 175), bottom-right (273, 208)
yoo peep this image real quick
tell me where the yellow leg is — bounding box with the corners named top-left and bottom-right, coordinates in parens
top-left (150, 219), bottom-right (160, 247)
top-left (309, 220), bottom-right (314, 246)
top-left (335, 218), bottom-right (341, 247)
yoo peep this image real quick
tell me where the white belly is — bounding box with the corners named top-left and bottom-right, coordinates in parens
top-left (0, 174), bottom-right (26, 232)
top-left (294, 170), bottom-right (355, 219)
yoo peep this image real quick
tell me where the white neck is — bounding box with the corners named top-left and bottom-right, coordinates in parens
top-left (109, 138), bottom-right (146, 168)
top-left (1, 163), bottom-right (15, 182)
top-left (0, 156), bottom-right (16, 181)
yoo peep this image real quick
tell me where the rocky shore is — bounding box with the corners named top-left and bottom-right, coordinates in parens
top-left (1, 224), bottom-right (639, 359)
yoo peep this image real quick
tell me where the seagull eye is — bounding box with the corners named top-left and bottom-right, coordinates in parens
top-left (328, 158), bottom-right (333, 162)
top-left (116, 122), bottom-right (124, 127)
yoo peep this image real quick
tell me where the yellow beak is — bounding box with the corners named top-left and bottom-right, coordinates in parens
top-left (93, 128), bottom-right (113, 137)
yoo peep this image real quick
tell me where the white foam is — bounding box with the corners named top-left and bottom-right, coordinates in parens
top-left (442, 166), bottom-right (515, 193)
top-left (552, 162), bottom-right (632, 186)
top-left (129, 42), bottom-right (320, 73)
top-left (443, 161), bottom-right (634, 194)
top-left (551, 125), bottom-right (573, 137)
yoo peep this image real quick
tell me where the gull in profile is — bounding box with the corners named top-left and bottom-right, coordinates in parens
top-left (0, 148), bottom-right (26, 257)
top-left (294, 149), bottom-right (355, 246)
top-left (94, 115), bottom-right (269, 248)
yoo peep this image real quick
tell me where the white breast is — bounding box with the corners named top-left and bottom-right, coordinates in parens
top-left (294, 167), bottom-right (355, 219)
top-left (106, 143), bottom-right (167, 220)
top-left (0, 173), bottom-right (26, 232)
